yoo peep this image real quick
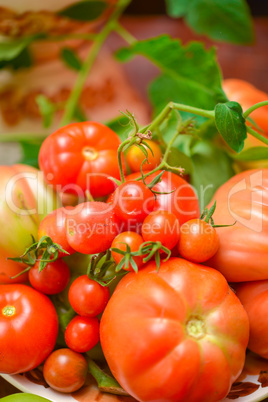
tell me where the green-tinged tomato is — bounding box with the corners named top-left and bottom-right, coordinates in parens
top-left (0, 393), bottom-right (52, 401)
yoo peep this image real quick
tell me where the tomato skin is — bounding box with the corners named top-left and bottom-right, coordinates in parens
top-left (0, 164), bottom-right (58, 284)
top-left (43, 348), bottom-right (88, 393)
top-left (100, 258), bottom-right (249, 402)
top-left (39, 121), bottom-right (122, 198)
top-left (142, 210), bottom-right (180, 250)
top-left (111, 231), bottom-right (144, 271)
top-left (178, 219), bottom-right (219, 263)
top-left (65, 201), bottom-right (120, 254)
top-left (126, 171), bottom-right (199, 225)
top-left (65, 315), bottom-right (100, 353)
top-left (69, 275), bottom-right (110, 317)
top-left (29, 259), bottom-right (70, 295)
top-left (126, 140), bottom-right (162, 172)
top-left (0, 284), bottom-right (58, 374)
top-left (235, 281), bottom-right (268, 359)
top-left (207, 169), bottom-right (268, 282)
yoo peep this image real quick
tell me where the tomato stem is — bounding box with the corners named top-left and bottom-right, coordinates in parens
top-left (246, 126), bottom-right (268, 146)
top-left (243, 101), bottom-right (268, 119)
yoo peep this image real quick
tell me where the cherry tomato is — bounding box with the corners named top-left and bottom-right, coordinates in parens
top-left (43, 348), bottom-right (88, 393)
top-left (111, 231), bottom-right (144, 271)
top-left (0, 284), bottom-right (58, 374)
top-left (142, 210), bottom-right (180, 250)
top-left (178, 219), bottom-right (219, 263)
top-left (207, 168), bottom-right (268, 281)
top-left (39, 121), bottom-right (123, 198)
top-left (100, 258), bottom-right (249, 402)
top-left (113, 181), bottom-right (155, 225)
top-left (126, 171), bottom-right (200, 225)
top-left (126, 140), bottom-right (162, 172)
top-left (28, 259), bottom-right (70, 295)
top-left (65, 201), bottom-right (120, 254)
top-left (38, 207), bottom-right (75, 256)
top-left (69, 275), bottom-right (110, 317)
top-left (65, 315), bottom-right (100, 353)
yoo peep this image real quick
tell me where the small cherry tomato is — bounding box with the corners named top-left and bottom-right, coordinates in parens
top-left (178, 219), bottom-right (219, 263)
top-left (29, 259), bottom-right (70, 295)
top-left (65, 201), bottom-right (120, 254)
top-left (111, 231), bottom-right (144, 271)
top-left (126, 140), bottom-right (162, 172)
top-left (113, 181), bottom-right (155, 225)
top-left (43, 348), bottom-right (88, 393)
top-left (69, 275), bottom-right (110, 317)
top-left (142, 210), bottom-right (180, 250)
top-left (65, 315), bottom-right (100, 353)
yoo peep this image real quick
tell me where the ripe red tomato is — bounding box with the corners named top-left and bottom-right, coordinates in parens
top-left (111, 231), bottom-right (144, 271)
top-left (235, 281), bottom-right (268, 359)
top-left (0, 284), bottom-right (58, 374)
top-left (207, 168), bottom-right (268, 281)
top-left (65, 201), bottom-right (120, 254)
top-left (0, 164), bottom-right (57, 284)
top-left (113, 181), bottom-right (155, 224)
top-left (28, 259), bottom-right (70, 295)
top-left (43, 348), bottom-right (88, 393)
top-left (38, 207), bottom-right (75, 256)
top-left (100, 258), bottom-right (249, 402)
top-left (126, 171), bottom-right (200, 225)
top-left (65, 315), bottom-right (100, 353)
top-left (126, 140), bottom-right (162, 172)
top-left (69, 275), bottom-right (110, 317)
top-left (142, 210), bottom-right (180, 250)
top-left (178, 219), bottom-right (219, 263)
top-left (39, 121), bottom-right (123, 198)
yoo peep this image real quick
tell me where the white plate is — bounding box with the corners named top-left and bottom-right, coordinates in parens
top-left (2, 352), bottom-right (268, 402)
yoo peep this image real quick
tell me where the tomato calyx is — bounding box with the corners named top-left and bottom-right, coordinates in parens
top-left (201, 201), bottom-right (236, 228)
top-left (186, 316), bottom-right (206, 340)
top-left (2, 305), bottom-right (16, 317)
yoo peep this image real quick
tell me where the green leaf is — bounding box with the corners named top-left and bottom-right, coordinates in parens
top-left (185, 0), bottom-right (254, 45)
top-left (165, 0), bottom-right (188, 17)
top-left (61, 48), bottom-right (82, 71)
top-left (117, 36), bottom-right (227, 121)
top-left (190, 140), bottom-right (234, 208)
top-left (105, 115), bottom-right (134, 141)
top-left (36, 95), bottom-right (55, 128)
top-left (215, 101), bottom-right (247, 153)
top-left (19, 140), bottom-right (42, 168)
top-left (58, 0), bottom-right (107, 21)
top-left (166, 147), bottom-right (193, 174)
top-left (0, 38), bottom-right (34, 70)
top-left (230, 147), bottom-right (268, 161)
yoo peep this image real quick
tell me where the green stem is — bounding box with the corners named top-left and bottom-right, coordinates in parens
top-left (247, 126), bottom-right (268, 146)
top-left (113, 21), bottom-right (137, 44)
top-left (243, 101), bottom-right (268, 119)
top-left (60, 0), bottom-right (132, 126)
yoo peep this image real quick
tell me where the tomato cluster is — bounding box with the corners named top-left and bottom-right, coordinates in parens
top-left (1, 118), bottom-right (268, 402)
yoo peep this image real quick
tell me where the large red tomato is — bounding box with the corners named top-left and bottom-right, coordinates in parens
top-left (207, 169), bottom-right (268, 282)
top-left (0, 164), bottom-right (58, 284)
top-left (0, 284), bottom-right (58, 374)
top-left (100, 258), bottom-right (249, 402)
top-left (235, 281), bottom-right (268, 359)
top-left (39, 121), bottom-right (122, 198)
top-left (126, 171), bottom-right (199, 225)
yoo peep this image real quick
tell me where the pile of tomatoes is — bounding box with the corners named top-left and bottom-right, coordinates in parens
top-left (0, 119), bottom-right (268, 402)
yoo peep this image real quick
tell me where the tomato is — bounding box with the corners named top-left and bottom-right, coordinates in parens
top-left (111, 231), bottom-right (144, 271)
top-left (39, 121), bottom-right (122, 198)
top-left (38, 207), bottom-right (76, 256)
top-left (65, 315), bottom-right (100, 353)
top-left (207, 169), bottom-right (268, 282)
top-left (0, 284), bottom-right (58, 374)
top-left (223, 79), bottom-right (268, 136)
top-left (142, 210), bottom-right (180, 250)
top-left (43, 348), bottom-right (88, 393)
top-left (178, 219), bottom-right (219, 263)
top-left (113, 181), bottom-right (155, 225)
top-left (65, 201), bottom-right (120, 254)
top-left (126, 140), bottom-right (162, 172)
top-left (28, 259), bottom-right (70, 295)
top-left (100, 258), bottom-right (249, 402)
top-left (0, 164), bottom-right (58, 284)
top-left (69, 275), bottom-right (110, 317)
top-left (235, 281), bottom-right (268, 359)
top-left (126, 171), bottom-right (200, 225)
top-left (1, 394), bottom-right (52, 402)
